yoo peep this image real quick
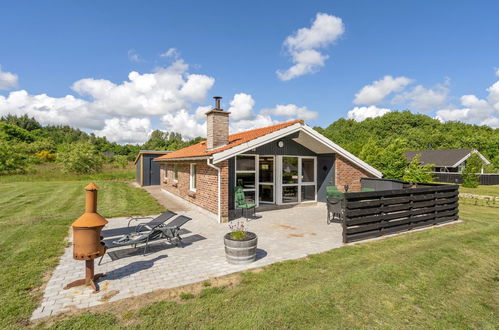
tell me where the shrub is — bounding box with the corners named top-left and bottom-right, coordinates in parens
top-left (35, 150), bottom-right (56, 162)
top-left (113, 155), bottom-right (129, 169)
top-left (403, 154), bottom-right (434, 183)
top-left (0, 141), bottom-right (32, 174)
top-left (461, 153), bottom-right (482, 188)
top-left (57, 142), bottom-right (104, 174)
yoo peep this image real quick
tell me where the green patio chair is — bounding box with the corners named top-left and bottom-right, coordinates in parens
top-left (235, 186), bottom-right (256, 219)
top-left (326, 186), bottom-right (344, 198)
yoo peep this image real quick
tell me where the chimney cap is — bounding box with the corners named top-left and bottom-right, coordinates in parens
top-left (213, 96), bottom-right (222, 110)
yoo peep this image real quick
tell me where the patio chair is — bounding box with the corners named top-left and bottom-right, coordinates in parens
top-left (127, 210), bottom-right (177, 233)
top-left (326, 186), bottom-right (344, 198)
top-left (111, 215), bottom-right (192, 255)
top-left (327, 197), bottom-right (343, 224)
top-left (235, 186), bottom-right (256, 219)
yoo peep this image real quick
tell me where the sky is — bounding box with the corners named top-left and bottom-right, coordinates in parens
top-left (0, 0), bottom-right (498, 144)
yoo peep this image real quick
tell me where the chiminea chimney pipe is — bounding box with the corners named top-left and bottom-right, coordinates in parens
top-left (213, 96), bottom-right (222, 110)
top-left (85, 185), bottom-right (98, 213)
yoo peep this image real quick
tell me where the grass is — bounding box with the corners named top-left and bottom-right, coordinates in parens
top-left (36, 202), bottom-right (498, 329)
top-left (0, 180), bottom-right (163, 328)
top-left (458, 184), bottom-right (499, 197)
top-left (0, 163), bottom-right (135, 183)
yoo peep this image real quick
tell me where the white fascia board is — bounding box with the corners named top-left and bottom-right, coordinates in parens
top-left (452, 149), bottom-right (491, 167)
top-left (301, 125), bottom-right (383, 178)
top-left (155, 156), bottom-right (210, 162)
top-left (212, 123), bottom-right (302, 163)
top-left (212, 122), bottom-right (382, 178)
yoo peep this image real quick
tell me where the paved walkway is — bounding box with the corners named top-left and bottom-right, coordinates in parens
top-left (31, 191), bottom-right (342, 320)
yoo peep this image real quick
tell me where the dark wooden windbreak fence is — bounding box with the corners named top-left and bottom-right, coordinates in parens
top-left (342, 184), bottom-right (459, 243)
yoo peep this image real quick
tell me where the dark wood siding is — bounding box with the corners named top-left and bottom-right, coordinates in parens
top-left (317, 154), bottom-right (335, 202)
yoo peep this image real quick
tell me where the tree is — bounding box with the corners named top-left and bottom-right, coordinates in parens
top-left (403, 154), bottom-right (434, 183)
top-left (461, 153), bottom-right (482, 188)
top-left (57, 142), bottom-right (104, 174)
top-left (1, 114), bottom-right (41, 131)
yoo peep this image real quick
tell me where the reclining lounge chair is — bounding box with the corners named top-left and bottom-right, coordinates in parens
top-left (111, 215), bottom-right (192, 255)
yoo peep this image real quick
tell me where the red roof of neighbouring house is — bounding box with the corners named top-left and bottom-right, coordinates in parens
top-left (155, 120), bottom-right (301, 161)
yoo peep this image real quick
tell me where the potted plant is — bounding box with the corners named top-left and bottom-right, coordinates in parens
top-left (224, 220), bottom-right (257, 264)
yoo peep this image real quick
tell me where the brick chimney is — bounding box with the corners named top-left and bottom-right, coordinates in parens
top-left (205, 96), bottom-right (230, 150)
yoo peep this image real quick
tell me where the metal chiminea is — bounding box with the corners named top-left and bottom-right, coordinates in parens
top-left (64, 183), bottom-right (108, 293)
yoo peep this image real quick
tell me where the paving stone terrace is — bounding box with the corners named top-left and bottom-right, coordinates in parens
top-left (31, 200), bottom-right (343, 320)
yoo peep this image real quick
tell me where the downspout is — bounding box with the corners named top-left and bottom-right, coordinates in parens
top-left (207, 158), bottom-right (222, 223)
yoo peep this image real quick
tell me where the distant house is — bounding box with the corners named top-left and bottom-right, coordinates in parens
top-left (404, 149), bottom-right (490, 173)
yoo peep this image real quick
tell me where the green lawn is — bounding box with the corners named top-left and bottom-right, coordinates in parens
top-left (458, 184), bottom-right (499, 197)
top-left (1, 179), bottom-right (497, 329)
top-left (38, 203), bottom-right (498, 329)
top-left (0, 180), bottom-right (163, 328)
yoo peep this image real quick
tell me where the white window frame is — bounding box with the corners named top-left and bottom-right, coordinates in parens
top-left (173, 164), bottom-right (178, 182)
top-left (279, 155), bottom-right (317, 205)
top-left (258, 155), bottom-right (275, 204)
top-left (162, 164), bottom-right (168, 180)
top-left (235, 154), bottom-right (258, 206)
top-left (189, 163), bottom-right (197, 192)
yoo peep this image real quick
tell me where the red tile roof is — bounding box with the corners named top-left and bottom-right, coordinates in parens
top-left (156, 120), bottom-right (301, 161)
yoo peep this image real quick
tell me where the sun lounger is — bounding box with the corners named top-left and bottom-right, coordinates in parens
top-left (127, 210), bottom-right (177, 233)
top-left (110, 215), bottom-right (192, 255)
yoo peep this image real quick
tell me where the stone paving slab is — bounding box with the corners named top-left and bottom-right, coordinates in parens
top-left (31, 202), bottom-right (343, 321)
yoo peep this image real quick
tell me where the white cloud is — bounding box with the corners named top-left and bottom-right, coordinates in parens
top-left (0, 66), bottom-right (19, 90)
top-left (347, 106), bottom-right (391, 122)
top-left (277, 13), bottom-right (344, 81)
top-left (161, 109), bottom-right (206, 139)
top-left (354, 75), bottom-right (412, 105)
top-left (0, 90), bottom-right (102, 129)
top-left (194, 105), bottom-right (212, 121)
top-left (230, 114), bottom-right (278, 133)
top-left (487, 81), bottom-right (499, 111)
top-left (128, 49), bottom-right (142, 63)
top-left (392, 83), bottom-right (449, 112)
top-left (94, 117), bottom-right (152, 144)
top-left (263, 104), bottom-right (318, 120)
top-left (435, 81), bottom-right (499, 128)
top-left (228, 93), bottom-right (255, 120)
top-left (161, 48), bottom-right (180, 58)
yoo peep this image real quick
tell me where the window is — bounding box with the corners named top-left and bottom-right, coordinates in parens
top-left (162, 164), bottom-right (168, 180)
top-left (236, 155), bottom-right (256, 202)
top-left (190, 164), bottom-right (197, 191)
top-left (173, 164), bottom-right (178, 182)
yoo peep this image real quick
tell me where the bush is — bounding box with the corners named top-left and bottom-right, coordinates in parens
top-left (461, 153), bottom-right (482, 188)
top-left (0, 141), bottom-right (33, 174)
top-left (57, 142), bottom-right (104, 174)
top-left (35, 150), bottom-right (56, 162)
top-left (403, 154), bottom-right (434, 183)
top-left (113, 155), bottom-right (129, 169)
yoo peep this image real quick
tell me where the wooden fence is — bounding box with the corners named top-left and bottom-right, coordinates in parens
top-left (432, 172), bottom-right (499, 185)
top-left (342, 184), bottom-right (459, 243)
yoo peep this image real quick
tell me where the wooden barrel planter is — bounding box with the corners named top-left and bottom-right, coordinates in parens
top-left (224, 232), bottom-right (257, 264)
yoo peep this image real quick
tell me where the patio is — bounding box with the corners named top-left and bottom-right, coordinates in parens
top-left (31, 199), bottom-right (342, 321)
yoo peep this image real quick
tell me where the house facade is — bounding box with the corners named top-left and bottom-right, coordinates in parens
top-left (404, 149), bottom-right (490, 173)
top-left (155, 97), bottom-right (382, 222)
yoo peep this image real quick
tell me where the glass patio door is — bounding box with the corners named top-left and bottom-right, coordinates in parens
top-left (278, 156), bottom-right (316, 204)
top-left (281, 156), bottom-right (299, 203)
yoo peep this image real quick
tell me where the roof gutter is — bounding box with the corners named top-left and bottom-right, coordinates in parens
top-left (206, 158), bottom-right (222, 223)
top-left (154, 156), bottom-right (211, 162)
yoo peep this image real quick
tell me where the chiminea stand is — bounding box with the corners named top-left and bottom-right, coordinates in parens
top-left (63, 260), bottom-right (105, 292)
top-left (64, 183), bottom-right (108, 293)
